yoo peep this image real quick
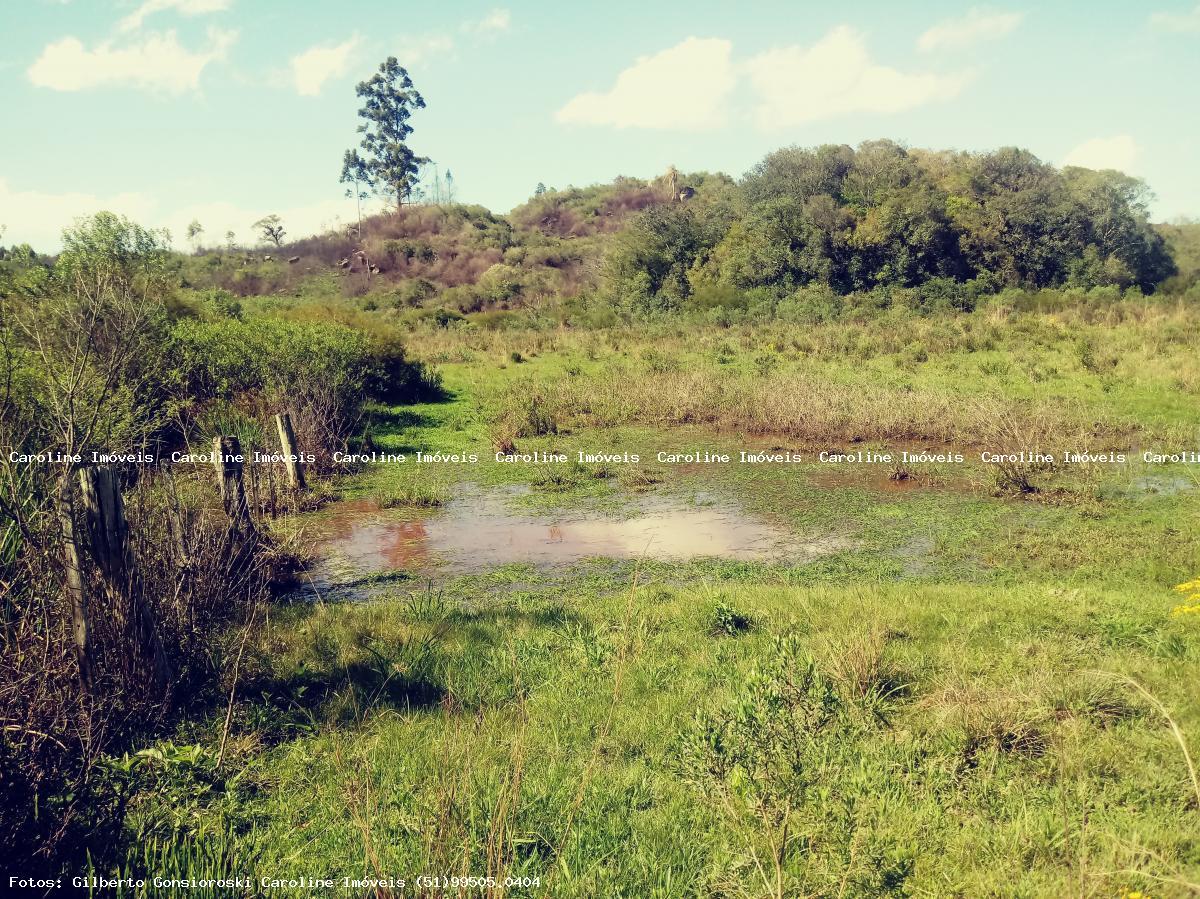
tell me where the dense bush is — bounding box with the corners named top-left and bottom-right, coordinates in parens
top-left (172, 316), bottom-right (439, 467)
top-left (603, 141), bottom-right (1176, 310)
top-left (0, 214), bottom-right (442, 870)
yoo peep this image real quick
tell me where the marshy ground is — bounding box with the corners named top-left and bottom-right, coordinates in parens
top-left (112, 310), bottom-right (1200, 898)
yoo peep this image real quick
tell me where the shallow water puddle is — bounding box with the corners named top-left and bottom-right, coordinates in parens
top-left (1130, 474), bottom-right (1196, 496)
top-left (808, 468), bottom-right (929, 493)
top-left (312, 487), bottom-right (841, 576)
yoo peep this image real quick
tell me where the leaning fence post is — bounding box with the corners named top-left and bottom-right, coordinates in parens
top-left (78, 465), bottom-right (173, 699)
top-left (56, 481), bottom-right (91, 691)
top-left (212, 435), bottom-right (255, 537)
top-left (274, 412), bottom-right (306, 490)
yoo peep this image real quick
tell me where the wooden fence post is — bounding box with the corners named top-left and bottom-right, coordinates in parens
top-left (78, 465), bottom-right (127, 582)
top-left (56, 481), bottom-right (91, 691)
top-left (78, 465), bottom-right (173, 699)
top-left (212, 435), bottom-right (255, 537)
top-left (274, 412), bottom-right (306, 490)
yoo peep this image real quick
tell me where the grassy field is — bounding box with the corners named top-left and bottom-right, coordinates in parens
top-left (101, 306), bottom-right (1200, 898)
top-left (375, 302), bottom-right (1199, 467)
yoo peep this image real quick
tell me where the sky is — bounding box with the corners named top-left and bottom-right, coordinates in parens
top-left (1, 0), bottom-right (1199, 250)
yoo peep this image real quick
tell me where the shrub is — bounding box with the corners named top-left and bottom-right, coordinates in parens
top-left (778, 284), bottom-right (843, 323)
top-left (415, 308), bottom-right (465, 329)
top-left (517, 394), bottom-right (558, 437)
top-left (709, 600), bottom-right (754, 636)
top-left (685, 283), bottom-right (748, 314)
top-left (384, 278), bottom-right (437, 308)
top-left (172, 317), bottom-right (439, 468)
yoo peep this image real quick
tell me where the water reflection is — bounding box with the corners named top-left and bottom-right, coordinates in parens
top-left (314, 488), bottom-right (841, 574)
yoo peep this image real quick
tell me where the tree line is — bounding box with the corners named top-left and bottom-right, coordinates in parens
top-left (604, 141), bottom-right (1176, 314)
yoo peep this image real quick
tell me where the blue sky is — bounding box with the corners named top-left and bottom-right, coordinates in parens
top-left (2, 0), bottom-right (1199, 249)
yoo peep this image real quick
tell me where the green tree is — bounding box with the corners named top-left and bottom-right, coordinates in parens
top-left (7, 210), bottom-right (176, 518)
top-left (0, 242), bottom-right (51, 300)
top-left (253, 215), bottom-right (285, 248)
top-left (603, 206), bottom-right (709, 312)
top-left (55, 211), bottom-right (173, 303)
top-left (841, 139), bottom-right (915, 211)
top-left (1061, 167), bottom-right (1174, 289)
top-left (186, 219), bottom-right (204, 250)
top-left (694, 199), bottom-right (806, 293)
top-left (742, 144), bottom-right (855, 206)
top-left (343, 57), bottom-right (429, 211)
top-left (3, 212), bottom-right (178, 711)
top-left (849, 183), bottom-right (966, 289)
top-left (339, 149), bottom-right (371, 232)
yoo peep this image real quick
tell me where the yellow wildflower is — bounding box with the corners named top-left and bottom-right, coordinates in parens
top-left (1174, 577), bottom-right (1200, 595)
top-left (1169, 576), bottom-right (1200, 618)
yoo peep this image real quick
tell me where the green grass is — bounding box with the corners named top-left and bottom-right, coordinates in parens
top-left (408, 303), bottom-right (1200, 446)
top-left (117, 579), bottom-right (1198, 897)
top-left (373, 480), bottom-right (450, 509)
top-left (102, 308), bottom-right (1200, 897)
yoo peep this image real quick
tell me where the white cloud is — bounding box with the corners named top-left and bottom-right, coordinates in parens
top-left (0, 178), bottom-right (369, 252)
top-left (291, 36), bottom-right (359, 96)
top-left (917, 8), bottom-right (1024, 52)
top-left (118, 0), bottom-right (232, 33)
top-left (1063, 135), bottom-right (1139, 172)
top-left (1149, 4), bottom-right (1200, 32)
top-left (163, 197), bottom-right (365, 249)
top-left (395, 33), bottom-right (456, 66)
top-left (462, 8), bottom-right (511, 35)
top-left (0, 178), bottom-right (156, 250)
top-left (556, 37), bottom-right (736, 130)
top-left (391, 10), bottom-right (511, 69)
top-left (746, 27), bottom-right (968, 130)
top-left (27, 27), bottom-right (236, 93)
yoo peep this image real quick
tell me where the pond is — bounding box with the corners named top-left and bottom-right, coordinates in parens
top-left (306, 485), bottom-right (846, 582)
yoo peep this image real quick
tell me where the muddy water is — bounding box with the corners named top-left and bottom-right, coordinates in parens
top-left (311, 487), bottom-right (844, 579)
top-left (808, 468), bottom-right (929, 493)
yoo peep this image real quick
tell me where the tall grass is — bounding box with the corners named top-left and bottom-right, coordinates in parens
top-left (0, 456), bottom-right (294, 871)
top-left (409, 299), bottom-right (1200, 448)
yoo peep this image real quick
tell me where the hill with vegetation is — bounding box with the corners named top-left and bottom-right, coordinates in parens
top-left (161, 140), bottom-right (1192, 323)
top-left (5, 141), bottom-right (1193, 335)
